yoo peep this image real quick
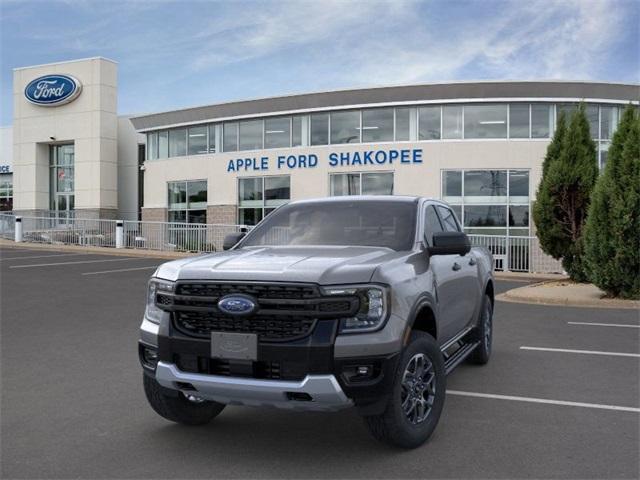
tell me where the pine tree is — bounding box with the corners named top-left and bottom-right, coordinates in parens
top-left (584, 106), bottom-right (640, 298)
top-left (533, 105), bottom-right (598, 281)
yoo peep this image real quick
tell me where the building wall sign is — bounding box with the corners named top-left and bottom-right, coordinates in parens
top-left (24, 74), bottom-right (82, 106)
top-left (226, 148), bottom-right (423, 172)
top-left (0, 165), bottom-right (11, 173)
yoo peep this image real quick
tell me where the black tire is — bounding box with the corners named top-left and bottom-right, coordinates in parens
top-left (469, 294), bottom-right (493, 365)
top-left (143, 375), bottom-right (225, 426)
top-left (363, 331), bottom-right (446, 449)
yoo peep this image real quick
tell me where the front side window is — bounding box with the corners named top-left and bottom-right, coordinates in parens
top-left (330, 110), bottom-right (360, 144)
top-left (265, 117), bottom-right (291, 149)
top-left (464, 104), bottom-right (507, 139)
top-left (424, 205), bottom-right (443, 245)
top-left (168, 180), bottom-right (207, 223)
top-left (310, 113), bottom-right (329, 145)
top-left (238, 176), bottom-right (290, 226)
top-left (241, 199), bottom-right (417, 251)
top-left (239, 120), bottom-right (263, 150)
top-left (330, 172), bottom-right (393, 196)
top-left (436, 205), bottom-right (460, 232)
top-left (362, 108), bottom-right (393, 143)
top-left (187, 126), bottom-right (207, 155)
top-left (168, 128), bottom-right (187, 157)
top-left (419, 106), bottom-right (441, 140)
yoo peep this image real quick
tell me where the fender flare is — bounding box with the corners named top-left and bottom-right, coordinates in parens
top-left (402, 293), bottom-right (439, 346)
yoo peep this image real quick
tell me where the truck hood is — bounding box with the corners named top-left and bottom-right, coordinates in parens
top-left (154, 246), bottom-right (405, 285)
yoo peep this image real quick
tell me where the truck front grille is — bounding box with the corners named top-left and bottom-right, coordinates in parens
top-left (174, 311), bottom-right (316, 341)
top-left (166, 282), bottom-right (358, 342)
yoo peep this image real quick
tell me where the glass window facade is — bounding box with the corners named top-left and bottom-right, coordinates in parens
top-left (442, 105), bottom-right (463, 139)
top-left (223, 122), bottom-right (239, 152)
top-left (310, 113), bottom-right (329, 145)
top-left (330, 110), bottom-right (360, 144)
top-left (238, 176), bottom-right (290, 225)
top-left (419, 106), bottom-right (441, 140)
top-left (362, 108), bottom-right (394, 143)
top-left (142, 102), bottom-right (624, 162)
top-left (464, 104), bottom-right (507, 139)
top-left (168, 128), bottom-right (187, 157)
top-left (265, 117), bottom-right (291, 149)
top-left (168, 180), bottom-right (207, 223)
top-left (442, 169), bottom-right (530, 236)
top-left (509, 104), bottom-right (529, 138)
top-left (395, 107), bottom-right (411, 141)
top-left (330, 172), bottom-right (393, 196)
top-left (0, 173), bottom-right (13, 211)
top-left (187, 126), bottom-right (208, 156)
top-left (239, 120), bottom-right (263, 151)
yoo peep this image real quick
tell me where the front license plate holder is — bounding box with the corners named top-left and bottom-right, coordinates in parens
top-left (211, 332), bottom-right (258, 361)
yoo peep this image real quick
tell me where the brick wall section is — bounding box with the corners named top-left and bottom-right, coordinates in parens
top-left (207, 205), bottom-right (237, 225)
top-left (141, 208), bottom-right (167, 223)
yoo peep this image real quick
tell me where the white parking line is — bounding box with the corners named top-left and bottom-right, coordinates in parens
top-left (447, 390), bottom-right (640, 413)
top-left (520, 346), bottom-right (640, 358)
top-left (82, 266), bottom-right (158, 275)
top-left (10, 258), bottom-right (138, 269)
top-left (568, 321), bottom-right (640, 329)
top-left (1, 253), bottom-right (87, 261)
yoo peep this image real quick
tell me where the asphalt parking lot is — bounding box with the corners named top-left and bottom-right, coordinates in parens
top-left (1, 245), bottom-right (639, 479)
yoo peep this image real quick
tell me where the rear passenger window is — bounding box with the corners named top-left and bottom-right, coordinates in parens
top-left (437, 206), bottom-right (460, 232)
top-left (424, 205), bottom-right (444, 245)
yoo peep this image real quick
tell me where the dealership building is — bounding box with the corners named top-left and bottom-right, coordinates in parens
top-left (5, 57), bottom-right (639, 240)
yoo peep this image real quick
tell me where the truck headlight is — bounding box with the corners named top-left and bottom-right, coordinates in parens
top-left (323, 285), bottom-right (389, 333)
top-left (145, 278), bottom-right (174, 324)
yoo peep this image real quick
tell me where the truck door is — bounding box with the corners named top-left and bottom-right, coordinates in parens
top-left (423, 204), bottom-right (463, 344)
top-left (435, 205), bottom-right (480, 334)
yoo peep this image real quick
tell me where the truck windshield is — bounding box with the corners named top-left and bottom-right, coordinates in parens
top-left (241, 200), bottom-right (417, 251)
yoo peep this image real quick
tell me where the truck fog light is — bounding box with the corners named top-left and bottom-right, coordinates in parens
top-left (356, 365), bottom-right (371, 376)
top-left (141, 346), bottom-right (158, 369)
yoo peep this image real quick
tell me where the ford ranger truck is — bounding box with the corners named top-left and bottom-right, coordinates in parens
top-left (139, 196), bottom-right (494, 448)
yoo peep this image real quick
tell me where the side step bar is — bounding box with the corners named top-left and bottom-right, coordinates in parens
top-left (443, 340), bottom-right (481, 375)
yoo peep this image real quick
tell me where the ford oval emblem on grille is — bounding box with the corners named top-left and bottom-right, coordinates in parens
top-left (217, 295), bottom-right (257, 316)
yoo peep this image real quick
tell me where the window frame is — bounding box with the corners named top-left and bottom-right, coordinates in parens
top-left (237, 175), bottom-right (291, 225)
top-left (329, 171), bottom-right (394, 196)
top-left (167, 179), bottom-right (208, 224)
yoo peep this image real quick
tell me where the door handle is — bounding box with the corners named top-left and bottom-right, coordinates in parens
top-left (452, 262), bottom-right (461, 271)
top-left (468, 257), bottom-right (477, 266)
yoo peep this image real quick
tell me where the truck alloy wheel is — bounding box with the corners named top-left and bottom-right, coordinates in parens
top-left (401, 353), bottom-right (436, 424)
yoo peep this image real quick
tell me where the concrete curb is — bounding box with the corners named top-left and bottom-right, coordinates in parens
top-left (0, 238), bottom-right (196, 260)
top-left (497, 280), bottom-right (640, 310)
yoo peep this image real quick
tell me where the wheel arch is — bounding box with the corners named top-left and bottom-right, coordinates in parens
top-left (405, 295), bottom-right (438, 345)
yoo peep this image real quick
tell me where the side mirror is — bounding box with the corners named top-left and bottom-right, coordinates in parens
top-left (223, 232), bottom-right (246, 250)
top-left (428, 231), bottom-right (471, 256)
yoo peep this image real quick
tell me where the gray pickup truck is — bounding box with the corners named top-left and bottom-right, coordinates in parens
top-left (139, 196), bottom-right (494, 448)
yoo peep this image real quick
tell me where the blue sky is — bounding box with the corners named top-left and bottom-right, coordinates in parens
top-left (1, 0), bottom-right (638, 126)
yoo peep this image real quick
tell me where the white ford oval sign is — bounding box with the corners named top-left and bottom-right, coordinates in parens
top-left (24, 74), bottom-right (82, 106)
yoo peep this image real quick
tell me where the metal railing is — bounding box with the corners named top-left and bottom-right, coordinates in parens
top-left (20, 216), bottom-right (118, 247)
top-left (1, 213), bottom-right (565, 274)
top-left (468, 234), bottom-right (564, 274)
top-left (0, 213), bottom-right (15, 240)
top-left (122, 221), bottom-right (248, 252)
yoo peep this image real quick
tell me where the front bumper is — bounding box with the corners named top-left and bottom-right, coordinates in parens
top-left (139, 316), bottom-right (401, 414)
top-left (156, 361), bottom-right (352, 411)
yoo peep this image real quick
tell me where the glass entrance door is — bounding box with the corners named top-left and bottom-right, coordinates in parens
top-left (50, 144), bottom-right (75, 222)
